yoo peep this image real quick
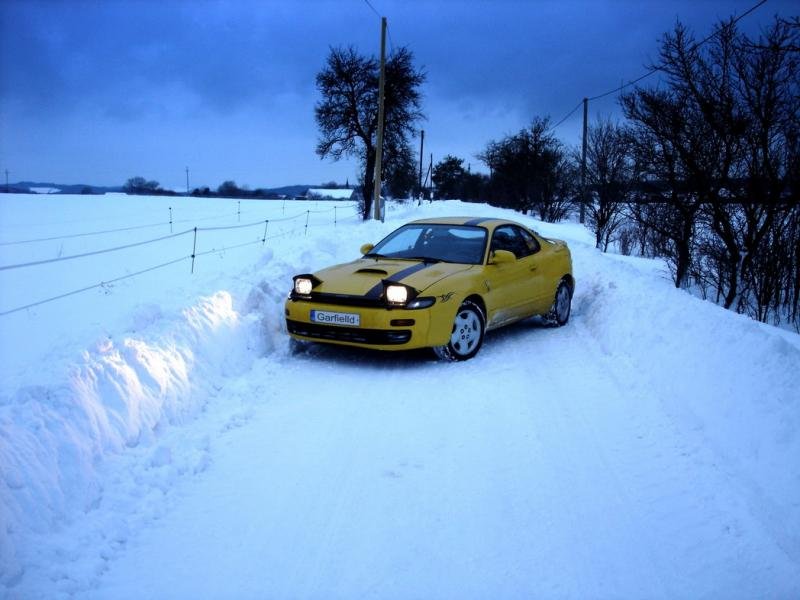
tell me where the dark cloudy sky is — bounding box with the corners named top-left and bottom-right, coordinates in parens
top-left (0, 0), bottom-right (795, 190)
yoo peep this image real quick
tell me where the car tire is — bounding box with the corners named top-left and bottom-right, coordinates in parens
top-left (545, 279), bottom-right (572, 326)
top-left (433, 300), bottom-right (486, 361)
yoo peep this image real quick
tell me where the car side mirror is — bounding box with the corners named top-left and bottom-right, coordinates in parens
top-left (360, 243), bottom-right (375, 255)
top-left (489, 249), bottom-right (516, 264)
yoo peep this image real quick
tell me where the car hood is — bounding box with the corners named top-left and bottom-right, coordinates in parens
top-left (314, 259), bottom-right (475, 296)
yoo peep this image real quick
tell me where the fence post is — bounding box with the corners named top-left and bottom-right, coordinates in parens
top-left (334, 206), bottom-right (337, 227)
top-left (262, 220), bottom-right (269, 245)
top-left (305, 211), bottom-right (310, 236)
top-left (237, 201), bottom-right (241, 222)
top-left (169, 207), bottom-right (173, 233)
top-left (190, 227), bottom-right (197, 274)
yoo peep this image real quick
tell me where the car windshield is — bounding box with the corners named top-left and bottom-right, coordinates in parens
top-left (367, 224), bottom-right (488, 265)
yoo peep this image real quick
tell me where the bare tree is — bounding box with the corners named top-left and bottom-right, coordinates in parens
top-left (582, 118), bottom-right (637, 251)
top-left (622, 16), bottom-right (799, 323)
top-left (622, 88), bottom-right (704, 288)
top-left (315, 46), bottom-right (425, 219)
top-left (479, 117), bottom-right (574, 222)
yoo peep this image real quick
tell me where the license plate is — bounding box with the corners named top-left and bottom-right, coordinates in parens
top-left (310, 310), bottom-right (360, 327)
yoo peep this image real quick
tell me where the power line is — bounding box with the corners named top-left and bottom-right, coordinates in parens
top-left (387, 26), bottom-right (396, 56)
top-left (0, 256), bottom-right (191, 317)
top-left (363, 0), bottom-right (381, 19)
top-left (551, 0), bottom-right (769, 127)
top-left (0, 229), bottom-right (194, 272)
top-left (0, 211), bottom-right (347, 316)
top-left (0, 220), bottom-right (173, 246)
top-left (0, 203), bottom-right (359, 273)
top-left (550, 100), bottom-right (584, 131)
top-left (362, 0), bottom-right (395, 54)
top-left (0, 203), bottom-right (357, 247)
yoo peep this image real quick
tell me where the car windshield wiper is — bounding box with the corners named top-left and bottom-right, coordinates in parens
top-left (405, 256), bottom-right (444, 264)
top-left (363, 252), bottom-right (389, 259)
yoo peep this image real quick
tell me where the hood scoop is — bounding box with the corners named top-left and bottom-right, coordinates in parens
top-left (355, 267), bottom-right (389, 275)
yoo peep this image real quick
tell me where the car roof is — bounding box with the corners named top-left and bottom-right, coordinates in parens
top-left (408, 216), bottom-right (514, 228)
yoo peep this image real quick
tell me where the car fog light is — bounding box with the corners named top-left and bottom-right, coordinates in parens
top-left (385, 284), bottom-right (408, 304)
top-left (294, 277), bottom-right (313, 295)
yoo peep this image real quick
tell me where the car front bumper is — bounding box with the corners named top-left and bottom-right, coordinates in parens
top-left (284, 298), bottom-right (439, 351)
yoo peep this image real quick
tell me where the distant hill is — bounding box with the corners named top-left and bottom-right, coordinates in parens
top-left (264, 185), bottom-right (314, 198)
top-left (4, 182), bottom-right (319, 198)
top-left (11, 181), bottom-right (124, 195)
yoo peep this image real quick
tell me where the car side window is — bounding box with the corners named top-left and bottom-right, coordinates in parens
top-left (516, 227), bottom-right (540, 256)
top-left (490, 226), bottom-right (516, 256)
top-left (491, 225), bottom-right (539, 259)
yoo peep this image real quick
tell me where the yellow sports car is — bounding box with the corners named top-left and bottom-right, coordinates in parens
top-left (285, 217), bottom-right (574, 360)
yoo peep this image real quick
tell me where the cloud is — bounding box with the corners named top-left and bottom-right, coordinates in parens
top-left (1, 0), bottom-right (795, 185)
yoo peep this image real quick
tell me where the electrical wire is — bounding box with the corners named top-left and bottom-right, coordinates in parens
top-left (0, 203), bottom-right (357, 246)
top-left (197, 219), bottom-right (270, 232)
top-left (0, 205), bottom-right (353, 315)
top-left (0, 225), bottom-right (305, 317)
top-left (551, 0), bottom-right (769, 127)
top-left (362, 0), bottom-right (395, 54)
top-left (0, 256), bottom-right (191, 316)
top-left (0, 220), bottom-right (173, 246)
top-left (363, 0), bottom-right (381, 19)
top-left (549, 100), bottom-right (584, 131)
top-left (0, 229), bottom-right (194, 272)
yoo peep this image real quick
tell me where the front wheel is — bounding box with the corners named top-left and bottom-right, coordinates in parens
top-left (433, 300), bottom-right (485, 361)
top-left (545, 279), bottom-right (572, 326)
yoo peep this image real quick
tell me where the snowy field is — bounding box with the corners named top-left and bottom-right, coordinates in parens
top-left (1, 193), bottom-right (799, 599)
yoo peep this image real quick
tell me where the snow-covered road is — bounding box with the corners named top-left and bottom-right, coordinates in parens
top-left (85, 307), bottom-right (800, 597)
top-left (2, 197), bottom-right (799, 599)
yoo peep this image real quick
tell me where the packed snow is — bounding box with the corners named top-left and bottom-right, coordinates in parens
top-left (0, 194), bottom-right (798, 599)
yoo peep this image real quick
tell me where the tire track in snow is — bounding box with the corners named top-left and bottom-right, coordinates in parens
top-left (503, 294), bottom-right (800, 597)
top-left (24, 278), bottom-right (798, 598)
top-left (488, 322), bottom-right (674, 598)
top-left (77, 312), bottom-right (800, 599)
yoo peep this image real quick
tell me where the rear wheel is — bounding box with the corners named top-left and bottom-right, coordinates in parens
top-left (545, 279), bottom-right (572, 326)
top-left (433, 300), bottom-right (485, 361)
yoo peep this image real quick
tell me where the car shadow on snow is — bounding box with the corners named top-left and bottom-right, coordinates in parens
top-left (482, 316), bottom-right (561, 349)
top-left (287, 316), bottom-right (560, 368)
top-left (289, 340), bottom-right (436, 369)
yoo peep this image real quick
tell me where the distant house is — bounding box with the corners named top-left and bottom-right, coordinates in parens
top-left (305, 188), bottom-right (356, 201)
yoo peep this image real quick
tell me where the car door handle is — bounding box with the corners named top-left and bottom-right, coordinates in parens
top-left (530, 265), bottom-right (538, 272)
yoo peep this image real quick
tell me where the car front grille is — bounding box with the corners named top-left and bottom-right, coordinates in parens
top-left (286, 320), bottom-right (411, 345)
top-left (291, 292), bottom-right (385, 308)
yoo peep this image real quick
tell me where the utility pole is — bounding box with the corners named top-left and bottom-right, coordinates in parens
top-left (372, 16), bottom-right (387, 222)
top-left (185, 167), bottom-right (190, 195)
top-left (418, 129), bottom-right (425, 201)
top-left (580, 97), bottom-right (588, 224)
top-left (429, 153), bottom-right (433, 195)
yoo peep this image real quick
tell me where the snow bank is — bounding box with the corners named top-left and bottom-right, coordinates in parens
top-left (0, 291), bottom-right (254, 586)
top-left (574, 250), bottom-right (800, 562)
top-left (2, 196), bottom-right (799, 596)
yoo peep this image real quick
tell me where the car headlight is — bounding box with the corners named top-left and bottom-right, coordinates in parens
top-left (294, 277), bottom-right (313, 295)
top-left (385, 284), bottom-right (409, 305)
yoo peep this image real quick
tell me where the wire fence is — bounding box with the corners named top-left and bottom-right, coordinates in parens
top-left (0, 202), bottom-right (359, 317)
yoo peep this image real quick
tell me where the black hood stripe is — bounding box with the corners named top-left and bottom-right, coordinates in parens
top-left (365, 261), bottom-right (433, 298)
top-left (464, 217), bottom-right (492, 226)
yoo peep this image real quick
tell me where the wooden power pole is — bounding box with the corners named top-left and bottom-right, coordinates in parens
top-left (580, 97), bottom-right (588, 224)
top-left (372, 16), bottom-right (387, 222)
top-left (418, 129), bottom-right (425, 201)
